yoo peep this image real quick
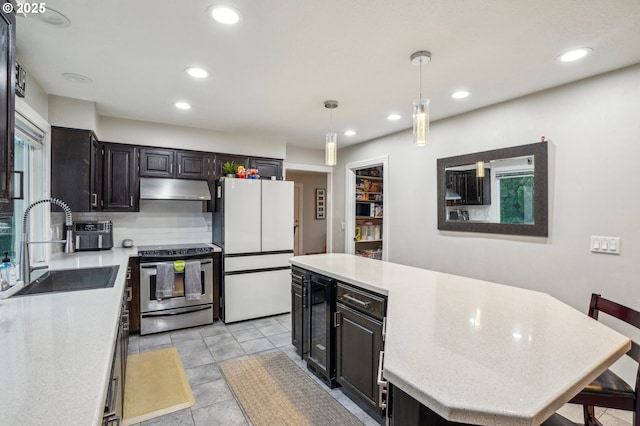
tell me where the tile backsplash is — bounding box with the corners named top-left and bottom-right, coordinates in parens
top-left (51, 200), bottom-right (212, 253)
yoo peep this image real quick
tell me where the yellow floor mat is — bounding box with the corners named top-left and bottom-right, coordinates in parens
top-left (123, 347), bottom-right (195, 425)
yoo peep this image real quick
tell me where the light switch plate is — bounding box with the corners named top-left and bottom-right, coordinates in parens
top-left (590, 236), bottom-right (620, 255)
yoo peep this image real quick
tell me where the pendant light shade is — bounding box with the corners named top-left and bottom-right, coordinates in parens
top-left (410, 51), bottom-right (431, 146)
top-left (476, 160), bottom-right (485, 178)
top-left (325, 131), bottom-right (337, 166)
top-left (413, 98), bottom-right (429, 146)
top-left (324, 100), bottom-right (339, 166)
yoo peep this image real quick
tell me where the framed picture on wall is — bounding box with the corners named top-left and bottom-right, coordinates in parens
top-left (316, 188), bottom-right (326, 219)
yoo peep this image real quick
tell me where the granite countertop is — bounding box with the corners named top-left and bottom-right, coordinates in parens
top-left (0, 247), bottom-right (136, 426)
top-left (290, 253), bottom-right (631, 426)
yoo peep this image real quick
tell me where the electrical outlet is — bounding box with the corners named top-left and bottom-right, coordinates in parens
top-left (590, 236), bottom-right (620, 255)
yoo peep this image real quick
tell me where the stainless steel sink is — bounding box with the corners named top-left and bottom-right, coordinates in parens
top-left (14, 265), bottom-right (120, 296)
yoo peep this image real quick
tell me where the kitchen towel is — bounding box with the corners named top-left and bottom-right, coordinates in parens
top-left (155, 263), bottom-right (175, 298)
top-left (184, 260), bottom-right (202, 300)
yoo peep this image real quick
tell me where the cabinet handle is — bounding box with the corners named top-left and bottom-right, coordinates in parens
top-left (382, 316), bottom-right (387, 342)
top-left (170, 163), bottom-right (173, 174)
top-left (377, 350), bottom-right (388, 409)
top-left (178, 164), bottom-right (181, 175)
top-left (130, 196), bottom-right (133, 207)
top-left (334, 311), bottom-right (340, 327)
top-left (343, 293), bottom-right (371, 308)
top-left (11, 171), bottom-right (24, 200)
top-left (91, 193), bottom-right (98, 207)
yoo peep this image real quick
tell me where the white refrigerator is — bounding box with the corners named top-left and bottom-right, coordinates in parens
top-left (213, 178), bottom-right (294, 323)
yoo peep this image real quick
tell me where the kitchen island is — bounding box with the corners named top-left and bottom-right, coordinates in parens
top-left (0, 248), bottom-right (135, 426)
top-left (290, 253), bottom-right (631, 426)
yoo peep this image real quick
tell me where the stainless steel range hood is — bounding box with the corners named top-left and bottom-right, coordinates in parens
top-left (140, 178), bottom-right (212, 201)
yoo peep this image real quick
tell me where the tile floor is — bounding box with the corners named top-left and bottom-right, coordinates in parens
top-left (127, 314), bottom-right (633, 426)
top-left (127, 314), bottom-right (381, 426)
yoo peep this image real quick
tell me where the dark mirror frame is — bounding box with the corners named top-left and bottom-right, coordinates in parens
top-left (437, 141), bottom-right (548, 237)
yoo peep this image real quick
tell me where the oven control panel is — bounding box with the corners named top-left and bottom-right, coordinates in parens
top-left (138, 244), bottom-right (214, 258)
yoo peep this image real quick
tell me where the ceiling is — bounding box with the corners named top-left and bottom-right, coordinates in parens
top-left (14, 0), bottom-right (640, 150)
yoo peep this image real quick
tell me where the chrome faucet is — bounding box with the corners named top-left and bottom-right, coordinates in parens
top-left (20, 198), bottom-right (74, 284)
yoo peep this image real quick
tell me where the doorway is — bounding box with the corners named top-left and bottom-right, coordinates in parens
top-left (345, 156), bottom-right (389, 261)
top-left (285, 163), bottom-right (332, 255)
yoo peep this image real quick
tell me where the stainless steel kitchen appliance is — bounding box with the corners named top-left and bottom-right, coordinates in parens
top-left (138, 243), bottom-right (215, 335)
top-left (74, 221), bottom-right (113, 251)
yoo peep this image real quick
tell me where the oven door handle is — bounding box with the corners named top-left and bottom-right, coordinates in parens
top-left (141, 305), bottom-right (212, 317)
top-left (141, 259), bottom-right (212, 268)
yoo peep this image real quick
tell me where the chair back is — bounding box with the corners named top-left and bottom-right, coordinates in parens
top-left (589, 293), bottom-right (640, 392)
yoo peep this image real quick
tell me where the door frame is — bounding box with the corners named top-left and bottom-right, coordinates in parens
top-left (345, 155), bottom-right (389, 261)
top-left (294, 183), bottom-right (303, 255)
top-left (284, 162), bottom-right (333, 253)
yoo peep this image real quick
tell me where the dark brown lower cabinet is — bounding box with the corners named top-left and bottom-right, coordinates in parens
top-left (335, 282), bottom-right (386, 417)
top-left (291, 267), bottom-right (304, 356)
top-left (127, 257), bottom-right (140, 334)
top-left (388, 384), bottom-right (468, 426)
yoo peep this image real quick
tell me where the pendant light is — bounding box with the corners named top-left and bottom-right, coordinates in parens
top-left (476, 161), bottom-right (485, 178)
top-left (410, 51), bottom-right (431, 146)
top-left (324, 100), bottom-right (338, 166)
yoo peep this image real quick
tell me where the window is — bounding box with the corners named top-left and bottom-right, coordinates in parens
top-left (0, 112), bottom-right (46, 265)
top-left (497, 171), bottom-right (534, 224)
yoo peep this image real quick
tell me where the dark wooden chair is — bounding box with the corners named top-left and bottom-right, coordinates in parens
top-left (568, 293), bottom-right (640, 426)
top-left (541, 413), bottom-right (580, 425)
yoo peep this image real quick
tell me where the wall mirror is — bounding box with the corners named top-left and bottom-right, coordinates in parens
top-left (437, 141), bottom-right (548, 236)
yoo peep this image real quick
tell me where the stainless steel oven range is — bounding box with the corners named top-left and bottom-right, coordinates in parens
top-left (138, 243), bottom-right (214, 335)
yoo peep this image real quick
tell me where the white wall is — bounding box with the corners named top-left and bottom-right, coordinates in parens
top-left (284, 145), bottom-right (325, 165)
top-left (48, 95), bottom-right (98, 131)
top-left (334, 64), bottom-right (640, 312)
top-left (16, 58), bottom-right (48, 120)
top-left (98, 116), bottom-right (286, 158)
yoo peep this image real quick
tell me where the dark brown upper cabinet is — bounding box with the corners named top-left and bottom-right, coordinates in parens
top-left (51, 127), bottom-right (102, 212)
top-left (0, 7), bottom-right (15, 218)
top-left (214, 154), bottom-right (249, 180)
top-left (102, 142), bottom-right (138, 212)
top-left (139, 147), bottom-right (208, 180)
top-left (249, 157), bottom-right (283, 180)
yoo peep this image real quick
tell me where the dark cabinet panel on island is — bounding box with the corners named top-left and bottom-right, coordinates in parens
top-left (102, 142), bottom-right (138, 212)
top-left (0, 6), bottom-right (14, 218)
top-left (51, 127), bottom-right (101, 212)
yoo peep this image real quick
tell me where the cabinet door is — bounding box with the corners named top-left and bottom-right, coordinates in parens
top-left (215, 154), bottom-right (249, 179)
top-left (249, 157), bottom-right (283, 180)
top-left (127, 257), bottom-right (140, 333)
top-left (336, 303), bottom-right (383, 413)
top-left (51, 127), bottom-right (96, 212)
top-left (90, 135), bottom-right (102, 210)
top-left (0, 8), bottom-right (14, 218)
top-left (176, 151), bottom-right (208, 180)
top-left (102, 143), bottom-right (139, 211)
top-left (139, 147), bottom-right (174, 178)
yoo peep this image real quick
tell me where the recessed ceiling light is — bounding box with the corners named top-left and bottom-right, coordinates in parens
top-left (558, 48), bottom-right (592, 62)
top-left (38, 7), bottom-right (71, 28)
top-left (209, 5), bottom-right (242, 24)
top-left (386, 114), bottom-right (402, 121)
top-left (185, 67), bottom-right (209, 79)
top-left (61, 73), bottom-right (92, 84)
top-left (344, 130), bottom-right (356, 136)
top-left (175, 101), bottom-right (192, 110)
top-left (451, 90), bottom-right (471, 99)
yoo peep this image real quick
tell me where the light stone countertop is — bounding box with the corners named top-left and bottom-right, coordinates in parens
top-left (0, 247), bottom-right (136, 426)
top-left (290, 253), bottom-right (632, 426)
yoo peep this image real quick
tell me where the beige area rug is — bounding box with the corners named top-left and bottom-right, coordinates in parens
top-left (220, 351), bottom-right (363, 426)
top-left (123, 347), bottom-right (195, 426)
